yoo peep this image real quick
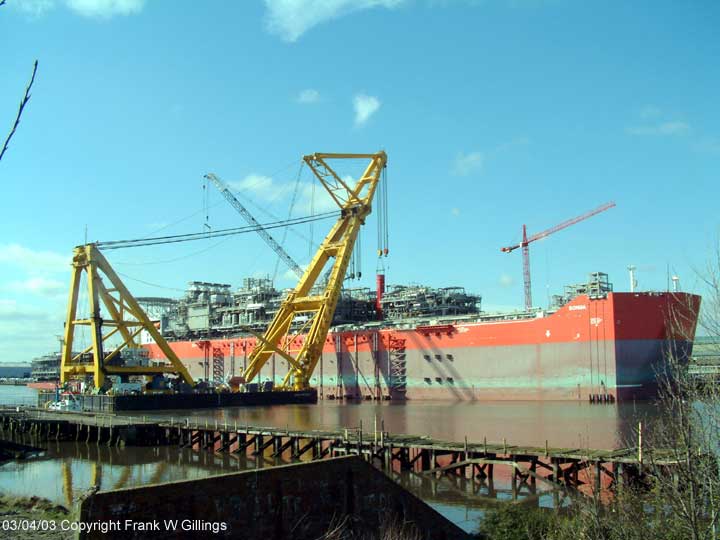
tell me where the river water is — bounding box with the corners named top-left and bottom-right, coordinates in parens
top-left (0, 385), bottom-right (665, 534)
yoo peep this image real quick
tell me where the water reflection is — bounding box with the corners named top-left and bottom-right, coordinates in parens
top-left (121, 400), bottom-right (664, 450)
top-left (1, 387), bottom-right (672, 535)
top-left (0, 440), bottom-right (237, 506)
top-left (1, 437), bottom-right (555, 535)
top-left (0, 386), bottom-right (665, 450)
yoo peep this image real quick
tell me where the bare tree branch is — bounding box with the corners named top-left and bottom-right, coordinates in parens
top-left (0, 60), bottom-right (38, 163)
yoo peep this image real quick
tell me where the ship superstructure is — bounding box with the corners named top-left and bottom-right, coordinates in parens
top-left (160, 278), bottom-right (481, 340)
top-left (146, 272), bottom-right (701, 402)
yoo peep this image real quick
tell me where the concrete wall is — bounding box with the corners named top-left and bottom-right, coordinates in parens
top-left (79, 456), bottom-right (469, 540)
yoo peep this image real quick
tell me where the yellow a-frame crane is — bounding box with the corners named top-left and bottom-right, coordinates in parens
top-left (60, 244), bottom-right (194, 390)
top-left (242, 151), bottom-right (387, 391)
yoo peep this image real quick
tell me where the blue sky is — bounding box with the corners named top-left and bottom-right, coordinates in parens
top-left (1, 0), bottom-right (719, 363)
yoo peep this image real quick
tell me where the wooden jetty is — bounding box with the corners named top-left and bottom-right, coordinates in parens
top-left (0, 408), bottom-right (680, 503)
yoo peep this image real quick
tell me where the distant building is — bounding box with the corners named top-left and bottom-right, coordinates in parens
top-left (692, 336), bottom-right (720, 364)
top-left (0, 364), bottom-right (32, 379)
top-left (31, 353), bottom-right (61, 381)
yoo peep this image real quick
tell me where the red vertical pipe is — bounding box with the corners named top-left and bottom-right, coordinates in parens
top-left (376, 273), bottom-right (385, 320)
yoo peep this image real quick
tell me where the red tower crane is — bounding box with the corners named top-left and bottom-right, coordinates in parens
top-left (501, 201), bottom-right (616, 311)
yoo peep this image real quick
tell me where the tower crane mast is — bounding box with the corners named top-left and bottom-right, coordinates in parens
top-left (241, 152), bottom-right (387, 391)
top-left (501, 201), bottom-right (616, 311)
top-left (204, 173), bottom-right (305, 280)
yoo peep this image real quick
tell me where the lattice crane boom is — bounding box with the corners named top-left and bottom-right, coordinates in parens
top-left (501, 201), bottom-right (616, 310)
top-left (241, 151), bottom-right (387, 391)
top-left (204, 172), bottom-right (305, 280)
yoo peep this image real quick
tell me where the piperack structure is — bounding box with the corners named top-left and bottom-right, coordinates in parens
top-left (502, 201), bottom-right (616, 311)
top-left (60, 243), bottom-right (194, 390)
top-left (242, 151), bottom-right (388, 391)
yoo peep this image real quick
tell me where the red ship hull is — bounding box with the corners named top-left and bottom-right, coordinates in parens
top-left (146, 292), bottom-right (700, 401)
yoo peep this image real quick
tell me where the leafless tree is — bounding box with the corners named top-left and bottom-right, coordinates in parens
top-left (564, 250), bottom-right (720, 540)
top-left (639, 247), bottom-right (720, 540)
top-left (1, 2), bottom-right (39, 164)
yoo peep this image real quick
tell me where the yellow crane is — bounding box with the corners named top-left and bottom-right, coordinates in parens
top-left (242, 151), bottom-right (387, 391)
top-left (60, 244), bottom-right (194, 389)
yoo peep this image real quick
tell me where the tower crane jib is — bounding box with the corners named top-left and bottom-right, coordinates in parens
top-left (501, 201), bottom-right (616, 311)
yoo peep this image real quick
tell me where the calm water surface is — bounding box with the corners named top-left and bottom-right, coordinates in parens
top-left (0, 385), bottom-right (668, 533)
top-left (126, 398), bottom-right (660, 449)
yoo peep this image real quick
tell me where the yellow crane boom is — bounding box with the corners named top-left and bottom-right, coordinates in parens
top-left (242, 151), bottom-right (387, 391)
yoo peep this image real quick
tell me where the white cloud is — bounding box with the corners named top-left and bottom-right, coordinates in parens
top-left (12, 0), bottom-right (144, 18)
top-left (353, 94), bottom-right (381, 126)
top-left (0, 299), bottom-right (51, 321)
top-left (66, 0), bottom-right (144, 17)
top-left (297, 89), bottom-right (320, 104)
top-left (0, 300), bottom-right (64, 363)
top-left (264, 0), bottom-right (405, 42)
top-left (3, 277), bottom-right (67, 298)
top-left (228, 174), bottom-right (288, 204)
top-left (626, 121), bottom-right (691, 137)
top-left (227, 174), bottom-right (337, 215)
top-left (499, 274), bottom-right (515, 288)
top-left (453, 151), bottom-right (484, 176)
top-left (12, 0), bottom-right (55, 15)
top-left (0, 244), bottom-right (69, 275)
top-left (639, 105), bottom-right (662, 120)
top-left (298, 183), bottom-right (338, 213)
top-left (694, 138), bottom-right (720, 155)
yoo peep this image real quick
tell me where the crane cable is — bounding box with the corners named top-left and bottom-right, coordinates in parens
top-left (95, 211), bottom-right (339, 251)
top-left (273, 162), bottom-right (304, 283)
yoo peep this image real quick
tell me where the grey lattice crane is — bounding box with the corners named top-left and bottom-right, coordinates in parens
top-left (204, 173), bottom-right (305, 280)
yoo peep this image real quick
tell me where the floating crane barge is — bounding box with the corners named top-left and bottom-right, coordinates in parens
top-left (55, 152), bottom-right (387, 411)
top-left (52, 150), bottom-right (700, 408)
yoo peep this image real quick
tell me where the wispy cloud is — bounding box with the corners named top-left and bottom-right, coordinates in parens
top-left (627, 106), bottom-right (691, 137)
top-left (498, 274), bottom-right (515, 288)
top-left (228, 174), bottom-right (337, 215)
top-left (13, 0), bottom-right (144, 18)
top-left (12, 0), bottom-right (55, 15)
top-left (228, 174), bottom-right (278, 199)
top-left (0, 299), bottom-right (64, 362)
top-left (66, 0), bottom-right (144, 17)
top-left (626, 121), bottom-right (691, 137)
top-left (0, 299), bottom-right (52, 322)
top-left (0, 244), bottom-right (69, 275)
top-left (694, 137), bottom-right (720, 155)
top-left (453, 151), bottom-right (484, 176)
top-left (628, 106), bottom-right (720, 154)
top-left (297, 89), bottom-right (320, 104)
top-left (3, 277), bottom-right (66, 298)
top-left (639, 104), bottom-right (662, 120)
top-left (353, 94), bottom-right (381, 126)
top-left (264, 0), bottom-right (405, 42)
